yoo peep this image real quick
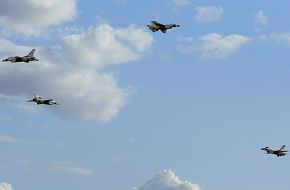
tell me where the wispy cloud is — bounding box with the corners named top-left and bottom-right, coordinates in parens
top-left (171, 0), bottom-right (191, 7)
top-left (260, 33), bottom-right (290, 46)
top-left (255, 10), bottom-right (268, 26)
top-left (136, 170), bottom-right (201, 190)
top-left (178, 33), bottom-right (251, 58)
top-left (54, 165), bottom-right (94, 176)
top-left (195, 6), bottom-right (224, 23)
top-left (0, 134), bottom-right (18, 143)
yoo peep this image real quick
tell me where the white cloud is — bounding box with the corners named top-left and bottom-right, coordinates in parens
top-left (0, 0), bottom-right (77, 35)
top-left (63, 24), bottom-right (153, 69)
top-left (261, 33), bottom-right (290, 46)
top-left (54, 165), bottom-right (94, 176)
top-left (195, 6), bottom-right (224, 23)
top-left (96, 15), bottom-right (110, 25)
top-left (0, 56), bottom-right (131, 122)
top-left (171, 0), bottom-right (191, 7)
top-left (255, 10), bottom-right (268, 26)
top-left (0, 23), bottom-right (153, 122)
top-left (0, 37), bottom-right (30, 54)
top-left (0, 183), bottom-right (13, 190)
top-left (137, 170), bottom-right (201, 190)
top-left (178, 33), bottom-right (251, 58)
top-left (0, 134), bottom-right (18, 143)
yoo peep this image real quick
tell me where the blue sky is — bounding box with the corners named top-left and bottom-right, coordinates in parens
top-left (0, 0), bottom-right (290, 190)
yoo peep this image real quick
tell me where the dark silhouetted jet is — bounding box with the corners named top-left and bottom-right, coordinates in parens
top-left (27, 90), bottom-right (59, 105)
top-left (261, 145), bottom-right (288, 157)
top-left (2, 49), bottom-right (39, 63)
top-left (147, 21), bottom-right (180, 33)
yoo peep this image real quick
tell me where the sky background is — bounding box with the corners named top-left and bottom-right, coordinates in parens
top-left (0, 0), bottom-right (290, 190)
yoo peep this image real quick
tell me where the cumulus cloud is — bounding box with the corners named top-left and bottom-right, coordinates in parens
top-left (54, 165), bottom-right (94, 176)
top-left (0, 183), bottom-right (13, 190)
top-left (63, 24), bottom-right (153, 69)
top-left (177, 33), bottom-right (251, 58)
top-left (195, 6), bottom-right (224, 23)
top-left (0, 134), bottom-right (18, 143)
top-left (0, 0), bottom-right (77, 35)
top-left (0, 23), bottom-right (153, 122)
top-left (0, 38), bottom-right (30, 54)
top-left (255, 10), bottom-right (268, 26)
top-left (0, 64), bottom-right (131, 122)
top-left (137, 170), bottom-right (201, 190)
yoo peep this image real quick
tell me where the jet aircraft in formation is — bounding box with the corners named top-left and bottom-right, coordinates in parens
top-left (0, 25), bottom-right (287, 160)
top-left (261, 145), bottom-right (288, 157)
top-left (2, 49), bottom-right (39, 63)
top-left (147, 21), bottom-right (180, 33)
top-left (1, 49), bottom-right (59, 105)
top-left (27, 90), bottom-right (59, 105)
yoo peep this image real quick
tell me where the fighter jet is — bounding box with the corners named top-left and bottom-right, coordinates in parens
top-left (261, 145), bottom-right (288, 157)
top-left (2, 49), bottom-right (39, 63)
top-left (147, 21), bottom-right (180, 33)
top-left (27, 90), bottom-right (59, 105)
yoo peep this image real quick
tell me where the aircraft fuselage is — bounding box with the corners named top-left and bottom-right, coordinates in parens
top-left (2, 56), bottom-right (38, 63)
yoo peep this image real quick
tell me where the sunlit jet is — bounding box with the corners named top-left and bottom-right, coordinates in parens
top-left (261, 145), bottom-right (288, 157)
top-left (147, 21), bottom-right (180, 33)
top-left (27, 90), bottom-right (59, 105)
top-left (2, 49), bottom-right (39, 63)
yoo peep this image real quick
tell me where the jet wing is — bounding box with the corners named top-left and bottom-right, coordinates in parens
top-left (165, 24), bottom-right (175, 29)
top-left (165, 24), bottom-right (180, 29)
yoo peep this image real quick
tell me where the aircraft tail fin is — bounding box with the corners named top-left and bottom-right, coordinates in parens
top-left (151, 21), bottom-right (160, 25)
top-left (27, 49), bottom-right (36, 57)
top-left (280, 145), bottom-right (286, 151)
